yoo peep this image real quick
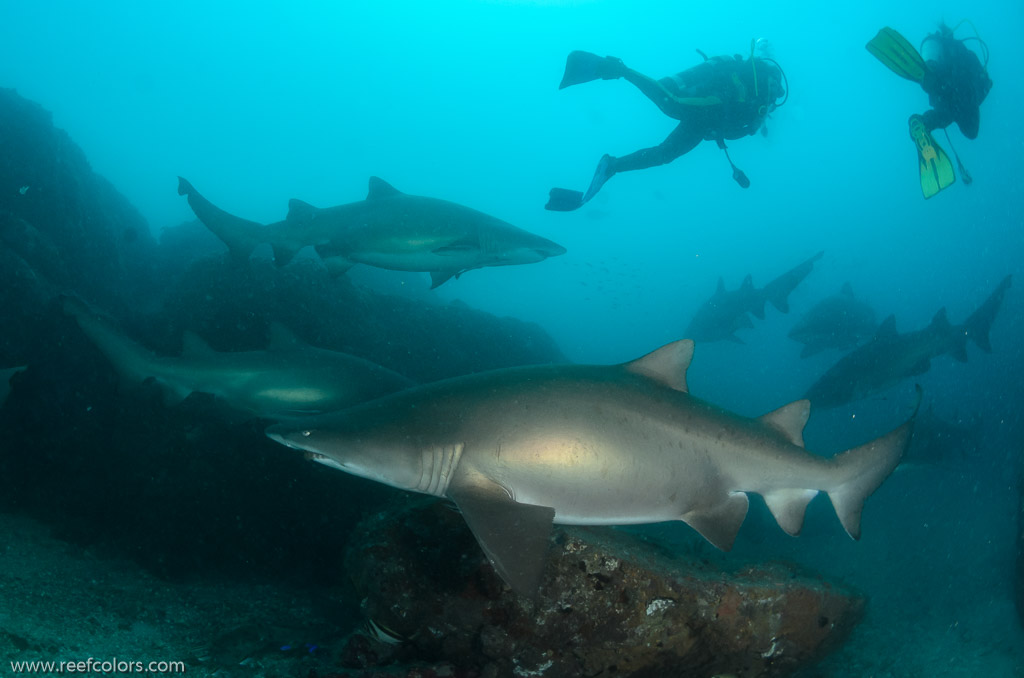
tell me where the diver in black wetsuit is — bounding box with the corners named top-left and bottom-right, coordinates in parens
top-left (866, 21), bottom-right (991, 197)
top-left (546, 47), bottom-right (787, 211)
top-left (918, 23), bottom-right (991, 140)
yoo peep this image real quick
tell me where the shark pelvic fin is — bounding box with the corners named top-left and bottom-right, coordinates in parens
top-left (268, 323), bottom-right (305, 351)
top-left (679, 492), bottom-right (749, 550)
top-left (181, 332), bottom-right (216, 357)
top-left (758, 399), bottom-right (810, 447)
top-left (763, 489), bottom-right (819, 536)
top-left (448, 480), bottom-right (555, 597)
top-left (367, 177), bottom-right (402, 201)
top-left (624, 339), bottom-right (692, 393)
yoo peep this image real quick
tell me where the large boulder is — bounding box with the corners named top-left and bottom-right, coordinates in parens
top-left (338, 501), bottom-right (865, 678)
top-left (0, 88), bottom-right (157, 364)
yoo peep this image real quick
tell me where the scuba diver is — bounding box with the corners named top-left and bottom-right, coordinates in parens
top-left (866, 22), bottom-right (992, 199)
top-left (545, 43), bottom-right (788, 211)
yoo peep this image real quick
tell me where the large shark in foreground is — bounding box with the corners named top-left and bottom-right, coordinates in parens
top-left (686, 251), bottom-right (824, 342)
top-left (267, 339), bottom-right (917, 596)
top-left (178, 177), bottom-right (566, 288)
top-left (806, 275), bottom-right (1011, 408)
top-left (64, 298), bottom-right (414, 418)
top-left (789, 282), bottom-right (877, 358)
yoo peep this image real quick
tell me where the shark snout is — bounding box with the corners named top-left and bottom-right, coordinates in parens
top-left (265, 425), bottom-right (309, 451)
top-left (540, 242), bottom-right (568, 258)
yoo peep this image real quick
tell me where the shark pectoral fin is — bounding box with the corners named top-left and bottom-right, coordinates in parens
top-left (623, 339), bottom-right (693, 392)
top-left (181, 331), bottom-right (216, 357)
top-left (758, 399), bottom-right (810, 447)
top-left (763, 489), bottom-right (819, 536)
top-left (448, 482), bottom-right (555, 597)
top-left (679, 492), bottom-right (749, 551)
top-left (430, 271), bottom-right (459, 289)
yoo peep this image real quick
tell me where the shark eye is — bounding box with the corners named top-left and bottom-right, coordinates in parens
top-left (301, 430), bottom-right (312, 437)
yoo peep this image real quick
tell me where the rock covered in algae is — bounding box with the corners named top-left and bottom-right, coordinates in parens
top-left (334, 500), bottom-right (864, 678)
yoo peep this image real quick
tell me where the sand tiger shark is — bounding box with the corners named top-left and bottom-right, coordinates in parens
top-left (177, 177), bottom-right (566, 288)
top-left (267, 338), bottom-right (917, 596)
top-left (63, 298), bottom-right (414, 418)
top-left (788, 282), bottom-right (877, 358)
top-left (806, 275), bottom-right (1011, 408)
top-left (687, 251), bottom-right (824, 343)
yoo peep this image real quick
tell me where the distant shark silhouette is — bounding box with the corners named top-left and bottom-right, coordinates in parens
top-left (268, 338), bottom-right (918, 596)
top-left (788, 283), bottom-right (877, 358)
top-left (686, 252), bottom-right (824, 343)
top-left (63, 297), bottom-right (414, 418)
top-left (806, 275), bottom-right (1011, 408)
top-left (178, 177), bottom-right (566, 288)
top-left (1, 365), bottom-right (26, 406)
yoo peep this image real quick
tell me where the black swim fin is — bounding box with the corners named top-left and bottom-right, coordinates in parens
top-left (558, 51), bottom-right (625, 89)
top-left (909, 115), bottom-right (955, 199)
top-left (866, 27), bottom-right (927, 84)
top-left (545, 188), bottom-right (585, 212)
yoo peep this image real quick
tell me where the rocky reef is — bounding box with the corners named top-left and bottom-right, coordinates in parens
top-left (335, 501), bottom-right (864, 678)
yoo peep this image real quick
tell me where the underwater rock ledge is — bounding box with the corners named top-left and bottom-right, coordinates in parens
top-left (336, 501), bottom-right (864, 678)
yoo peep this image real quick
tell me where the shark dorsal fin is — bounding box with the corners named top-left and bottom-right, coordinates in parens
top-left (624, 339), bottom-right (693, 393)
top-left (930, 307), bottom-right (950, 330)
top-left (876, 315), bottom-right (898, 339)
top-left (740, 274), bottom-right (754, 291)
top-left (287, 199), bottom-right (318, 225)
top-left (181, 331), bottom-right (215, 357)
top-left (840, 282), bottom-right (854, 297)
top-left (367, 177), bottom-right (402, 201)
top-left (758, 399), bottom-right (810, 447)
top-left (268, 323), bottom-right (305, 351)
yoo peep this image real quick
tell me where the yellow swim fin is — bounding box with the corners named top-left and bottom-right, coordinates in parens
top-left (867, 27), bottom-right (927, 84)
top-left (909, 115), bottom-right (955, 199)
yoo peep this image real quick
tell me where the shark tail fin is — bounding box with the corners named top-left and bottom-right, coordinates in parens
top-left (826, 386), bottom-right (920, 539)
top-left (961, 274), bottom-right (1012, 353)
top-left (60, 295), bottom-right (159, 391)
top-left (177, 177), bottom-right (264, 261)
top-left (763, 251), bottom-right (824, 314)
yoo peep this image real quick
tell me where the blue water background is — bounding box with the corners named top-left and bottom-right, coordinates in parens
top-left (2, 0), bottom-right (1023, 667)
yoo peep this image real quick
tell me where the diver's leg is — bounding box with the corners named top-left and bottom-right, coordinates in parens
top-left (611, 122), bottom-right (703, 173)
top-left (618, 71), bottom-right (693, 120)
top-left (579, 123), bottom-right (701, 203)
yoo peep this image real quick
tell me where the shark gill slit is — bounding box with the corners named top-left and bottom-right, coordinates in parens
top-left (417, 443), bottom-right (464, 496)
